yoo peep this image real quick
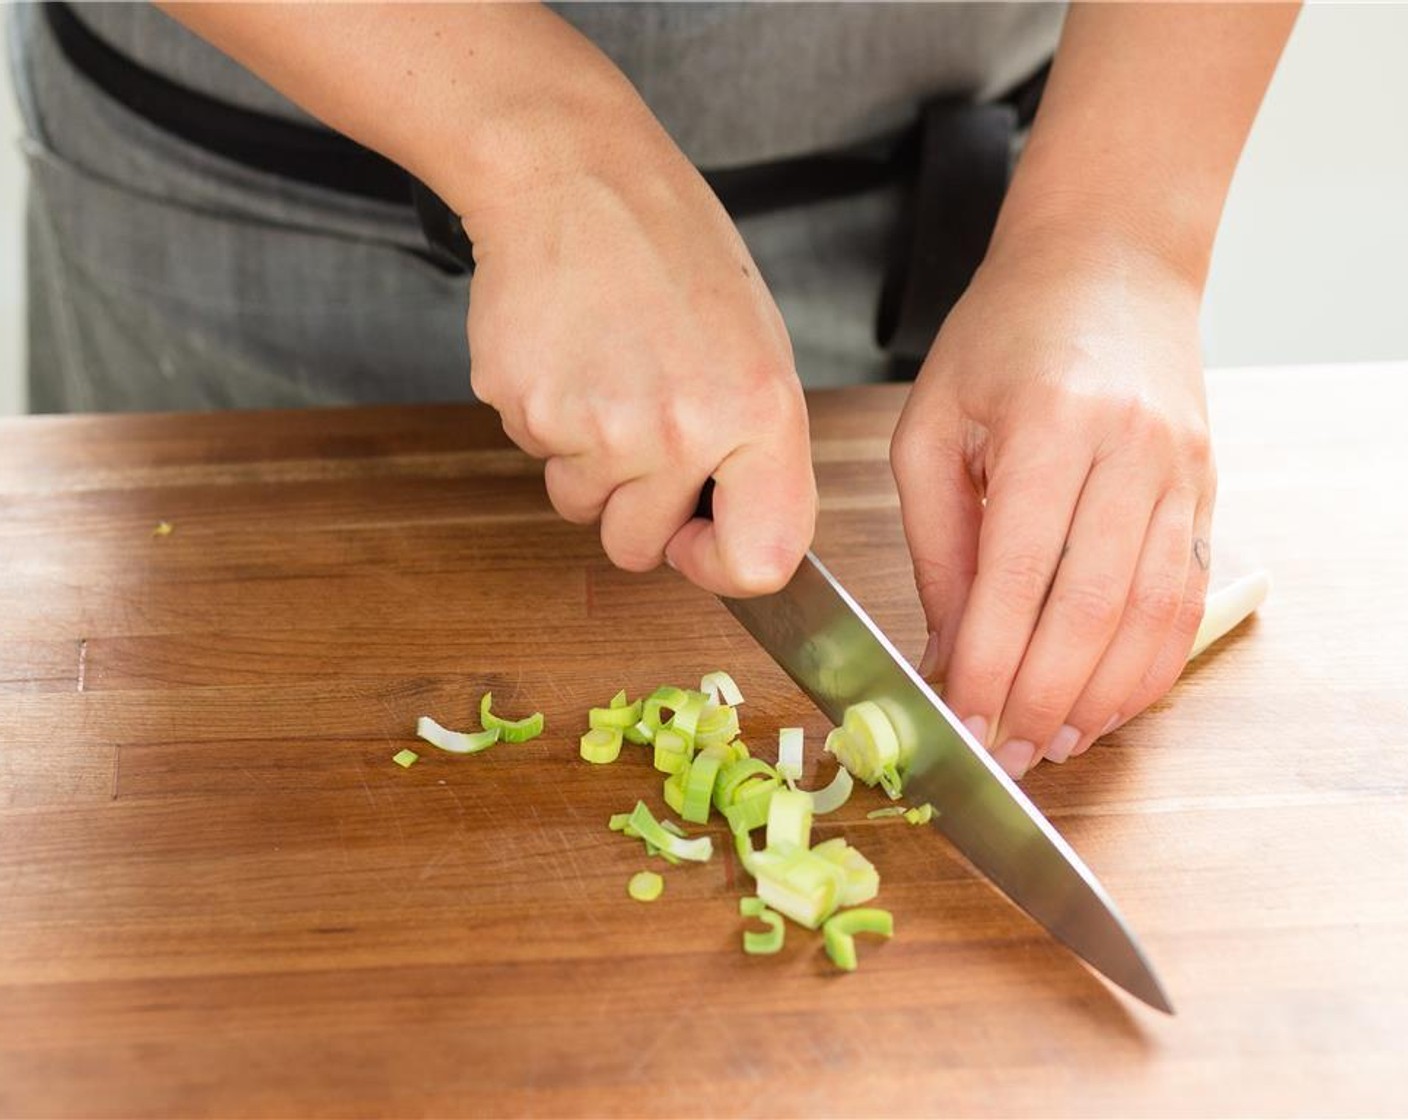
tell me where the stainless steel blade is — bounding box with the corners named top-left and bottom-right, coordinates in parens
top-left (722, 551), bottom-right (1174, 1014)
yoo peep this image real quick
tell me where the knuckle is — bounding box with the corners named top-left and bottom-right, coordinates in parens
top-left (1052, 577), bottom-right (1125, 636)
top-left (1128, 579), bottom-right (1185, 629)
top-left (991, 551), bottom-right (1056, 608)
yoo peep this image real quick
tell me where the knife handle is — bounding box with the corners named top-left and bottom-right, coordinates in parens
top-left (693, 477), bottom-right (716, 522)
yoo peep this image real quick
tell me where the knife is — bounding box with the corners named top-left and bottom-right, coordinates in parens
top-left (694, 483), bottom-right (1174, 1012)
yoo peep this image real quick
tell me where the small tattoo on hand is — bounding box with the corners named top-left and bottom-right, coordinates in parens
top-left (1193, 537), bottom-right (1211, 571)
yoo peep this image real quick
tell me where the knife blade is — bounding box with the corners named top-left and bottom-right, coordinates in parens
top-left (721, 549), bottom-right (1174, 1014)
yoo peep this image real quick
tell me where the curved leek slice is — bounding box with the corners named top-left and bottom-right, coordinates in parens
top-left (667, 691), bottom-right (710, 746)
top-left (609, 689), bottom-right (630, 709)
top-left (643, 686), bottom-right (692, 733)
top-left (624, 721), bottom-right (654, 746)
top-left (866, 807), bottom-right (905, 820)
top-left (590, 699), bottom-right (643, 731)
top-left (701, 671), bottom-right (745, 707)
top-left (417, 716), bottom-right (501, 755)
top-left (714, 758), bottom-right (779, 810)
top-left (478, 693), bottom-right (545, 743)
top-left (695, 704), bottom-right (740, 749)
top-left (739, 896), bottom-right (766, 918)
top-left (824, 701), bottom-right (901, 787)
top-left (652, 727), bottom-right (692, 774)
top-left (580, 727), bottom-right (624, 765)
top-left (742, 907), bottom-right (785, 955)
top-left (663, 768), bottom-right (687, 816)
top-left (392, 749), bottom-right (419, 768)
top-left (681, 752), bottom-right (722, 824)
top-left (765, 788), bottom-right (814, 852)
top-left (608, 813), bottom-right (632, 832)
top-left (776, 727), bottom-right (804, 781)
top-left (734, 826), bottom-right (759, 875)
top-left (904, 803), bottom-right (935, 825)
top-left (806, 768), bottom-right (854, 815)
top-left (627, 800), bottom-right (713, 862)
top-left (822, 907), bottom-right (894, 972)
top-left (659, 819), bottom-right (688, 839)
top-left (627, 870), bottom-right (664, 902)
top-left (722, 781), bottom-right (778, 834)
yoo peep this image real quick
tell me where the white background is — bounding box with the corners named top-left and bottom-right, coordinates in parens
top-left (2, 2), bottom-right (1406, 415)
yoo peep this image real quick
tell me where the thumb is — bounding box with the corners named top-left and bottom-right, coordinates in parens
top-left (890, 410), bottom-right (984, 689)
top-left (665, 433), bottom-right (816, 597)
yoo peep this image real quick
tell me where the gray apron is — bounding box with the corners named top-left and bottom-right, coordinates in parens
top-left (6, 2), bottom-right (1064, 414)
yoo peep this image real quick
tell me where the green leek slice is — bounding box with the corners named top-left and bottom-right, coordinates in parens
top-left (667, 690), bottom-right (710, 746)
top-left (739, 896), bottom-right (766, 918)
top-left (392, 748), bottom-right (419, 768)
top-left (623, 721), bottom-right (654, 745)
top-left (681, 752), bottom-right (722, 824)
top-left (776, 727), bottom-right (804, 781)
top-left (700, 671), bottom-right (745, 707)
top-left (822, 907), bottom-right (894, 971)
top-left (806, 768), bottom-right (854, 815)
top-left (904, 803), bottom-right (935, 825)
top-left (609, 689), bottom-right (630, 709)
top-left (714, 758), bottom-right (779, 810)
top-left (417, 716), bottom-right (502, 755)
top-left (642, 686), bottom-right (692, 732)
top-left (580, 727), bottom-right (624, 765)
top-left (590, 699), bottom-right (643, 731)
top-left (626, 800), bottom-right (713, 862)
top-left (478, 692), bottom-right (546, 743)
top-left (660, 819), bottom-right (688, 838)
top-left (811, 839), bottom-right (880, 906)
top-left (742, 907), bottom-right (785, 955)
top-left (627, 870), bottom-right (664, 902)
top-left (652, 727), bottom-right (692, 774)
top-left (663, 768), bottom-right (687, 815)
top-left (695, 704), bottom-right (741, 749)
top-left (866, 807), bottom-right (906, 820)
top-left (765, 788), bottom-right (814, 852)
top-left (750, 847), bottom-right (845, 929)
top-left (723, 783), bottom-right (778, 834)
top-left (608, 813), bottom-right (632, 832)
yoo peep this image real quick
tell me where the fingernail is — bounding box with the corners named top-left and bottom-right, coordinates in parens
top-left (962, 714), bottom-right (988, 746)
top-left (664, 552), bottom-right (678, 571)
top-left (1073, 713), bottom-right (1120, 759)
top-left (1044, 724), bottom-right (1081, 765)
top-left (992, 739), bottom-right (1036, 779)
top-left (918, 632), bottom-right (940, 678)
top-left (1100, 713), bottom-right (1120, 736)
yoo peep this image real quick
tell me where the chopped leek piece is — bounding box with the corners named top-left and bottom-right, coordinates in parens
top-left (904, 803), bottom-right (935, 825)
top-left (663, 768), bottom-right (687, 815)
top-left (392, 748), bottom-right (419, 769)
top-left (765, 788), bottom-right (814, 852)
top-left (626, 801), bottom-right (713, 862)
top-left (609, 689), bottom-right (630, 709)
top-left (695, 704), bottom-right (741, 749)
top-left (152, 520), bottom-right (174, 537)
top-left (866, 807), bottom-right (906, 820)
top-left (750, 847), bottom-right (846, 929)
top-left (479, 692), bottom-right (546, 743)
top-left (623, 721), bottom-right (653, 745)
top-left (822, 907), bottom-right (894, 972)
top-left (812, 839), bottom-right (880, 906)
top-left (824, 701), bottom-right (901, 787)
top-left (714, 758), bottom-right (779, 810)
top-left (776, 727), bottom-right (804, 781)
top-left (417, 716), bottom-right (502, 755)
top-left (580, 726), bottom-right (624, 765)
top-left (739, 896), bottom-right (766, 918)
top-left (653, 727), bottom-right (692, 774)
top-left (608, 813), bottom-right (632, 832)
top-left (723, 785), bottom-right (777, 834)
top-left (590, 699), bottom-right (643, 731)
top-left (660, 819), bottom-right (688, 838)
top-left (806, 768), bottom-right (854, 815)
top-left (878, 763), bottom-right (904, 800)
top-left (734, 826), bottom-right (760, 876)
top-left (643, 686), bottom-right (691, 732)
top-left (627, 870), bottom-right (664, 902)
top-left (681, 752), bottom-right (722, 824)
top-left (667, 690), bottom-right (710, 746)
top-left (742, 907), bottom-right (785, 955)
top-left (700, 670), bottom-right (745, 707)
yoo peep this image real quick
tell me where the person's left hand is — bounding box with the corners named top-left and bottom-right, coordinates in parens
top-left (890, 231), bottom-right (1217, 778)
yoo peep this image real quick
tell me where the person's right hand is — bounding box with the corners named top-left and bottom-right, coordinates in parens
top-left (462, 97), bottom-right (815, 597)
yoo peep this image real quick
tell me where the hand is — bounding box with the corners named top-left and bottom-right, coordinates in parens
top-left (464, 106), bottom-right (815, 596)
top-left (890, 233), bottom-right (1216, 777)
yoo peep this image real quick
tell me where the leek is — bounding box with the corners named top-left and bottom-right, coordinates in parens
top-left (701, 671), bottom-right (745, 707)
top-left (580, 727), bottom-right (624, 764)
top-left (652, 727), bottom-right (692, 774)
top-left (776, 727), bottom-right (804, 781)
top-left (695, 704), bottom-right (741, 749)
top-left (626, 800), bottom-right (713, 862)
top-left (681, 752), bottom-right (722, 824)
top-left (742, 907), bottom-right (785, 955)
top-left (866, 807), bottom-right (906, 820)
top-left (590, 699), bottom-right (643, 731)
top-left (806, 768), bottom-right (854, 815)
top-left (765, 788), bottom-right (814, 852)
top-left (479, 692), bottom-right (545, 743)
top-left (904, 803), bottom-right (935, 825)
top-left (751, 847), bottom-right (845, 929)
top-left (739, 896), bottom-right (766, 918)
top-left (391, 748), bottom-right (419, 769)
top-left (417, 716), bottom-right (501, 755)
top-left (663, 768), bottom-right (687, 816)
top-left (628, 870), bottom-right (664, 902)
top-left (822, 908), bottom-right (893, 972)
top-left (811, 839), bottom-right (879, 906)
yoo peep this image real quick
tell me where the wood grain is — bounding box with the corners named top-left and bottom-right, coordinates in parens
top-left (1, 366), bottom-right (1406, 1118)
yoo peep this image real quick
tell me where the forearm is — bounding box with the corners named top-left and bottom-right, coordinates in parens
top-left (995, 1), bottom-right (1300, 287)
top-left (158, 3), bottom-right (667, 231)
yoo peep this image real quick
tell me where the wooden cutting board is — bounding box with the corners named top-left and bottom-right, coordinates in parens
top-left (1, 366), bottom-right (1404, 1117)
